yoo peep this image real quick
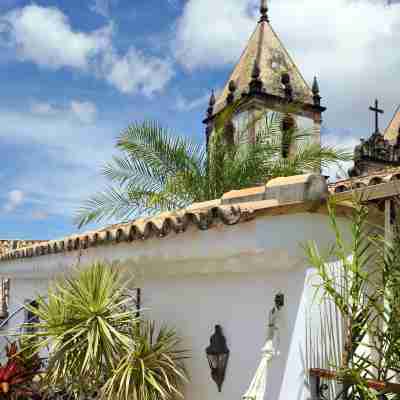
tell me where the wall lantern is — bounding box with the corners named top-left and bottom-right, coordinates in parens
top-left (206, 325), bottom-right (230, 392)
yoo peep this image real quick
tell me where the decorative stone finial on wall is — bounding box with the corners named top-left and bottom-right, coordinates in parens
top-left (312, 76), bottom-right (321, 106)
top-left (227, 80), bottom-right (237, 104)
top-left (281, 73), bottom-right (293, 102)
top-left (249, 61), bottom-right (263, 94)
top-left (207, 90), bottom-right (216, 118)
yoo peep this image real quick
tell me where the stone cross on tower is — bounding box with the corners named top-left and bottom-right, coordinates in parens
top-left (369, 99), bottom-right (384, 134)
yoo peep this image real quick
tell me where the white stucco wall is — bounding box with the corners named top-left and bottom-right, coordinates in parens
top-left (142, 268), bottom-right (317, 400)
top-left (0, 212), bottom-right (352, 400)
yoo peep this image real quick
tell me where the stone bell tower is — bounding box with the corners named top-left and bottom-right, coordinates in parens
top-left (203, 0), bottom-right (326, 154)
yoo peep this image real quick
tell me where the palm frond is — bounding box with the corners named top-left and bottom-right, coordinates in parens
top-left (76, 116), bottom-right (351, 228)
top-left (101, 321), bottom-right (189, 400)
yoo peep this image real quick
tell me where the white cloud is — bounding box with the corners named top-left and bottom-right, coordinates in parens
top-left (174, 0), bottom-right (400, 78)
top-left (0, 107), bottom-right (117, 219)
top-left (173, 0), bottom-right (400, 160)
top-left (1, 4), bottom-right (173, 96)
top-left (70, 101), bottom-right (98, 124)
top-left (174, 0), bottom-right (257, 70)
top-left (322, 130), bottom-right (360, 181)
top-left (4, 4), bottom-right (111, 70)
top-left (105, 48), bottom-right (174, 96)
top-left (3, 190), bottom-right (24, 213)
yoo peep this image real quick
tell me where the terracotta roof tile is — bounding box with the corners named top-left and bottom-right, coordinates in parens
top-left (329, 168), bottom-right (400, 194)
top-left (0, 174), bottom-right (330, 262)
top-left (0, 240), bottom-right (45, 257)
top-left (8, 173), bottom-right (396, 263)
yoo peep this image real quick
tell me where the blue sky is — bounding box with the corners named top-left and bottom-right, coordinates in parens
top-left (0, 0), bottom-right (399, 240)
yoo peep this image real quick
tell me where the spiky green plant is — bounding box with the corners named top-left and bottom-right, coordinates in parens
top-left (75, 112), bottom-right (351, 227)
top-left (20, 263), bottom-right (137, 397)
top-left (16, 263), bottom-right (189, 400)
top-left (305, 199), bottom-right (400, 399)
top-left (102, 321), bottom-right (189, 400)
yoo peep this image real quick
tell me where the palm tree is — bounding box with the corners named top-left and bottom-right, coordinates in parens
top-left (75, 113), bottom-right (351, 227)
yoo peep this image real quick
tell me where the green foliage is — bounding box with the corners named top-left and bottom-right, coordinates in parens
top-left (17, 263), bottom-right (189, 400)
top-left (75, 113), bottom-right (351, 227)
top-left (305, 200), bottom-right (400, 399)
top-left (20, 263), bottom-right (137, 396)
top-left (102, 321), bottom-right (188, 400)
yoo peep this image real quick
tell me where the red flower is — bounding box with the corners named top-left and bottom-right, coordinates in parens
top-left (0, 342), bottom-right (41, 398)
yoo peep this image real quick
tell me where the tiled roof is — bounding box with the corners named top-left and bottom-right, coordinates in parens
top-left (0, 240), bottom-right (45, 257)
top-left (3, 171), bottom-right (397, 263)
top-left (0, 174), bottom-right (330, 262)
top-left (212, 19), bottom-right (313, 116)
top-left (329, 168), bottom-right (400, 194)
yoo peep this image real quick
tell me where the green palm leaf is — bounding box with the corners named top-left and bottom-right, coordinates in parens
top-left (101, 320), bottom-right (189, 400)
top-left (76, 115), bottom-right (352, 227)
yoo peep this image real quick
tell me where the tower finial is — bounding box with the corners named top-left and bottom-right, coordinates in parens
top-left (209, 89), bottom-right (216, 107)
top-left (227, 80), bottom-right (237, 104)
top-left (249, 61), bottom-right (263, 93)
top-left (259, 0), bottom-right (269, 23)
top-left (207, 89), bottom-right (215, 118)
top-left (312, 76), bottom-right (321, 106)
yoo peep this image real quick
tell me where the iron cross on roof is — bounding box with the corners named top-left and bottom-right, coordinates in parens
top-left (369, 99), bottom-right (384, 134)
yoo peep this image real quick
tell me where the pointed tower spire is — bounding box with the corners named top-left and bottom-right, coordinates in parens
top-left (259, 0), bottom-right (269, 23)
top-left (203, 0), bottom-right (326, 150)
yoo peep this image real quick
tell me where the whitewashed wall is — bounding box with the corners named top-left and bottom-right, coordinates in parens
top-left (0, 212), bottom-right (352, 400)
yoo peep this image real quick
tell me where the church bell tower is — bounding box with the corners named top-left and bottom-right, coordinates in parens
top-left (203, 0), bottom-right (326, 153)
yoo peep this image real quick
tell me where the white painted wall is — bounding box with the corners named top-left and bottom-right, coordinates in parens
top-left (142, 268), bottom-right (317, 400)
top-left (0, 212), bottom-right (352, 400)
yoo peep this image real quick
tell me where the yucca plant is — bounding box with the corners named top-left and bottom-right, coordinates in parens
top-left (75, 110), bottom-right (351, 227)
top-left (20, 263), bottom-right (138, 397)
top-left (16, 263), bottom-right (189, 400)
top-left (102, 321), bottom-right (189, 400)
